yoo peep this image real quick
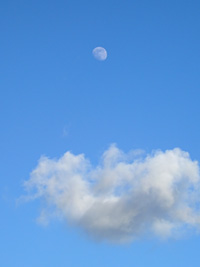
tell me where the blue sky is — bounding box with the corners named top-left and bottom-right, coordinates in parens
top-left (1, 0), bottom-right (200, 266)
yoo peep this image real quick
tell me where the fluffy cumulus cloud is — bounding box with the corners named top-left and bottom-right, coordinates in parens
top-left (24, 145), bottom-right (200, 243)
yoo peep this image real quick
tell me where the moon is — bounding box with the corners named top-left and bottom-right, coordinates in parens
top-left (92, 47), bottom-right (107, 61)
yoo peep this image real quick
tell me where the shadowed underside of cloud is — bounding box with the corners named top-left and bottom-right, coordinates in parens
top-left (24, 145), bottom-right (200, 243)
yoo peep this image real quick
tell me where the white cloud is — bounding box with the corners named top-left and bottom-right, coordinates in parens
top-left (24, 144), bottom-right (200, 243)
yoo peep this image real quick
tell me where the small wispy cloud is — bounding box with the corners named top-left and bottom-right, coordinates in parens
top-left (24, 144), bottom-right (200, 243)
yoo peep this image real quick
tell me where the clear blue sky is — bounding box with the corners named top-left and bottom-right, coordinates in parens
top-left (1, 0), bottom-right (200, 266)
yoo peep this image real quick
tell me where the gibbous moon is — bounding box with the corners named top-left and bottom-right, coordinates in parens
top-left (92, 47), bottom-right (107, 61)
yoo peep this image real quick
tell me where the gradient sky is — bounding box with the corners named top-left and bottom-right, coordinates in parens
top-left (1, 0), bottom-right (200, 266)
